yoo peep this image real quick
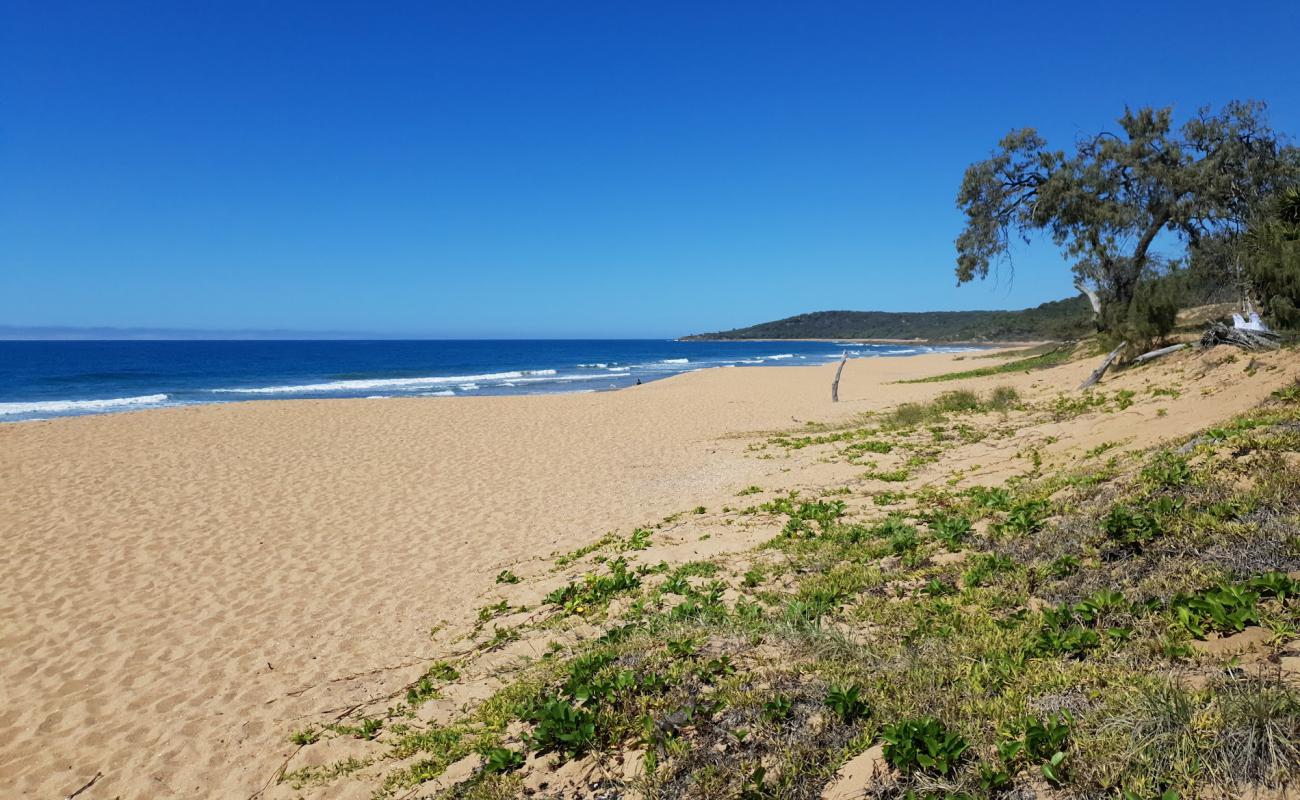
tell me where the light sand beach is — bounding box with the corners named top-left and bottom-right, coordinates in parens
top-left (2, 349), bottom-right (1296, 798)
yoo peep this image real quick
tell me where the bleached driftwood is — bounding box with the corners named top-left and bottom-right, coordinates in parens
top-left (1079, 342), bottom-right (1127, 390)
top-left (1132, 342), bottom-right (1190, 365)
top-left (1200, 322), bottom-right (1280, 352)
top-left (831, 351), bottom-right (848, 402)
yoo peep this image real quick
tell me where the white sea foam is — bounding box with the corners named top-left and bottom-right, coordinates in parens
top-left (505, 373), bottom-right (619, 385)
top-left (210, 371), bottom-right (529, 394)
top-left (660, 358), bottom-right (690, 364)
top-left (0, 393), bottom-right (171, 416)
top-left (577, 363), bottom-right (609, 369)
top-left (606, 366), bottom-right (630, 372)
top-left (419, 390), bottom-right (456, 397)
top-left (458, 383), bottom-right (480, 391)
top-left (765, 354), bottom-right (795, 360)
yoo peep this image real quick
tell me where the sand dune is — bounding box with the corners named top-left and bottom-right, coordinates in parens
top-left (1, 349), bottom-right (1293, 798)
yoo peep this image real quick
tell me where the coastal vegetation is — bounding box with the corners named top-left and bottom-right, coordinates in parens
top-left (956, 101), bottom-right (1299, 345)
top-left (684, 295), bottom-right (1093, 342)
top-left (266, 347), bottom-right (1300, 800)
top-left (696, 101), bottom-right (1300, 351)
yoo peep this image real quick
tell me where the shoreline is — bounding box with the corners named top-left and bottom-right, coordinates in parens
top-left (0, 343), bottom-right (1001, 425)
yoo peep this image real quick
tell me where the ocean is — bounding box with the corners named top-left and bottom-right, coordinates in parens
top-left (0, 339), bottom-right (981, 422)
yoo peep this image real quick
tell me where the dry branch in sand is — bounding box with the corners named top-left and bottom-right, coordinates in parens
top-left (1200, 322), bottom-right (1281, 352)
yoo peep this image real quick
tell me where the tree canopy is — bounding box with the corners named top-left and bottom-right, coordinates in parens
top-left (955, 101), bottom-right (1300, 336)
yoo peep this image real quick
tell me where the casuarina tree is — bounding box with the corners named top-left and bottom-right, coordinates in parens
top-left (954, 101), bottom-right (1299, 336)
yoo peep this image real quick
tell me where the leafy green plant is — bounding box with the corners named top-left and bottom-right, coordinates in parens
top-left (667, 638), bottom-right (696, 658)
top-left (495, 569), bottom-right (520, 584)
top-left (930, 513), bottom-right (972, 550)
top-left (921, 578), bottom-right (957, 597)
top-left (963, 553), bottom-right (1015, 588)
top-left (1004, 711), bottom-right (1072, 785)
top-left (825, 683), bottom-right (868, 722)
top-left (406, 661), bottom-right (460, 706)
top-left (482, 746), bottom-right (525, 774)
top-left (1141, 451), bottom-right (1191, 489)
top-left (1046, 555), bottom-right (1080, 579)
top-left (887, 523), bottom-right (919, 556)
top-left (762, 694), bottom-right (793, 722)
top-left (1101, 503), bottom-right (1166, 554)
top-left (995, 498), bottom-right (1050, 537)
top-left (624, 528), bottom-right (652, 551)
top-left (881, 717), bottom-right (969, 776)
top-left (965, 485), bottom-right (1014, 512)
top-left (545, 557), bottom-right (641, 615)
top-left (1248, 571), bottom-right (1299, 602)
top-left (525, 699), bottom-right (596, 757)
top-left (289, 727), bottom-right (320, 745)
top-left (1170, 583), bottom-right (1260, 639)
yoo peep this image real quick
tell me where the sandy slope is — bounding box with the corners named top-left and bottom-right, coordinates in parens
top-left (0, 353), bottom-right (967, 798)
top-left (0, 349), bottom-right (1294, 798)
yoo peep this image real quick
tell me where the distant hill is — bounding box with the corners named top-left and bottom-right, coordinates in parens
top-left (684, 295), bottom-right (1094, 342)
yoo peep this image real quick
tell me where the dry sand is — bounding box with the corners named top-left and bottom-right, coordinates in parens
top-left (1, 349), bottom-right (1295, 798)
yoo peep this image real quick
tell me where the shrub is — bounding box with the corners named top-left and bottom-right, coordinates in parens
top-left (989, 385), bottom-right (1021, 410)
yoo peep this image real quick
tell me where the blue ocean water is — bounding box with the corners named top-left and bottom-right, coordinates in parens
top-left (0, 339), bottom-right (981, 422)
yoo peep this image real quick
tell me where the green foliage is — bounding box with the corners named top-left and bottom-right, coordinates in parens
top-left (290, 727), bottom-right (320, 745)
top-left (624, 527), bottom-right (652, 551)
top-left (525, 699), bottom-right (596, 757)
top-left (881, 717), bottom-right (970, 776)
top-left (963, 553), bottom-right (1015, 588)
top-left (904, 345), bottom-right (1075, 383)
top-left (1119, 269), bottom-right (1184, 348)
top-left (1141, 451), bottom-right (1191, 490)
top-left (1170, 583), bottom-right (1260, 638)
top-left (495, 569), bottom-right (520, 585)
top-left (406, 661), bottom-right (460, 706)
top-left (762, 694), bottom-right (793, 722)
top-left (825, 683), bottom-right (869, 722)
top-left (1246, 186), bottom-right (1300, 329)
top-left (1101, 502), bottom-right (1168, 554)
top-left (481, 746), bottom-right (525, 774)
top-left (765, 494), bottom-right (847, 538)
top-left (1002, 711), bottom-right (1073, 785)
top-left (544, 557), bottom-right (641, 615)
top-left (995, 497), bottom-right (1050, 537)
top-left (965, 485), bottom-right (1013, 512)
top-left (955, 101), bottom-right (1299, 332)
top-left (686, 296), bottom-right (1094, 342)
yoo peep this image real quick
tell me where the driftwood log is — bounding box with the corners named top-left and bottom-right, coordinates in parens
top-left (1132, 342), bottom-right (1190, 365)
top-left (1200, 322), bottom-right (1281, 351)
top-left (831, 350), bottom-right (848, 402)
top-left (1079, 342), bottom-right (1127, 390)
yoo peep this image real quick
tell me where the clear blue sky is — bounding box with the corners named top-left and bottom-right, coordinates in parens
top-left (3, 1), bottom-right (1298, 338)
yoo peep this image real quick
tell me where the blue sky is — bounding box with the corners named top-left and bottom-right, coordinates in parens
top-left (3, 1), bottom-right (1298, 338)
